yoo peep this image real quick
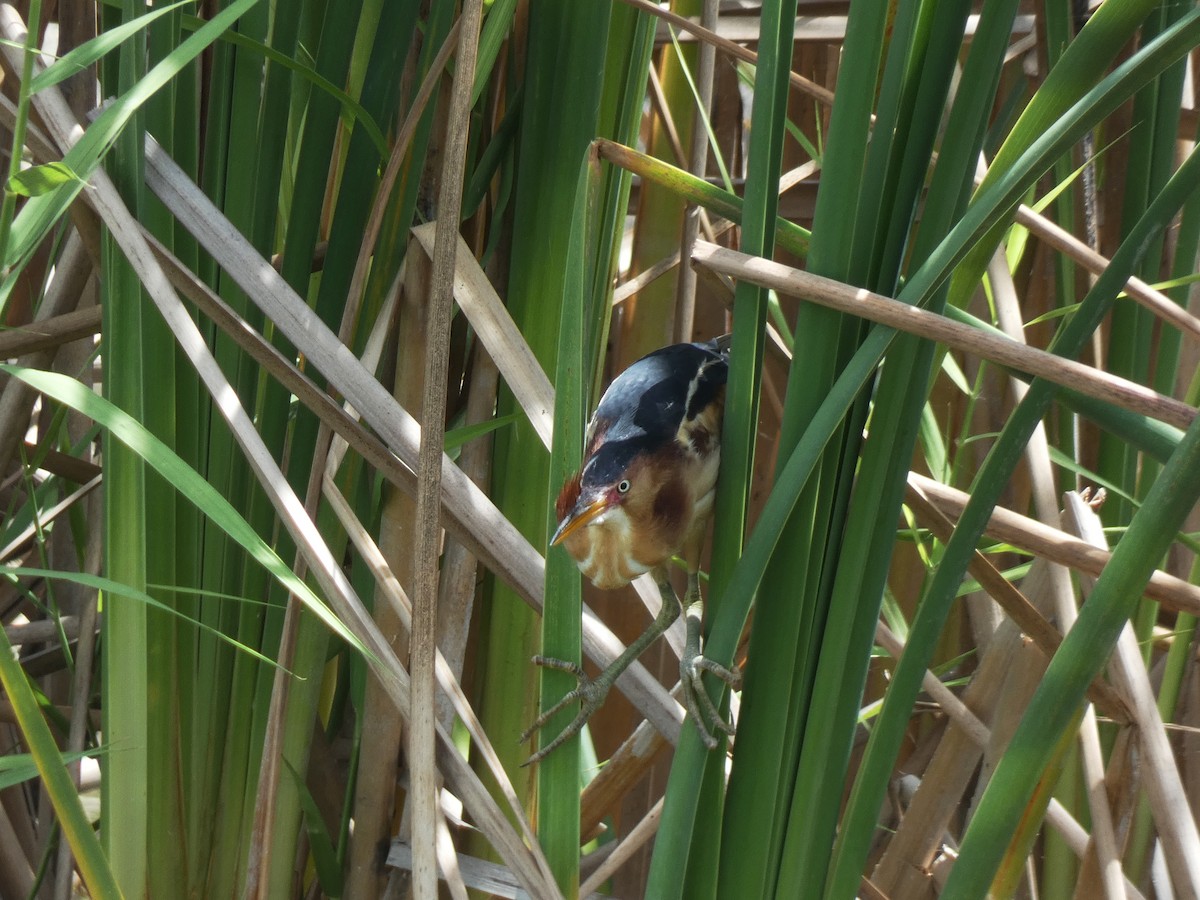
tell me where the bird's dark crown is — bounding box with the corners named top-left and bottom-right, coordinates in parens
top-left (581, 436), bottom-right (651, 489)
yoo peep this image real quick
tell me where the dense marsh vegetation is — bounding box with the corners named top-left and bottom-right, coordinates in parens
top-left (3, 1), bottom-right (1200, 898)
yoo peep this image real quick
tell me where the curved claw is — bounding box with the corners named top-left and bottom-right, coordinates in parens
top-left (520, 655), bottom-right (611, 766)
top-left (679, 653), bottom-right (740, 748)
top-left (678, 577), bottom-right (740, 748)
top-left (691, 656), bottom-right (742, 689)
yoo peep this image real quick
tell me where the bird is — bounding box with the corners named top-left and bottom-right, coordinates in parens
top-left (522, 336), bottom-right (742, 764)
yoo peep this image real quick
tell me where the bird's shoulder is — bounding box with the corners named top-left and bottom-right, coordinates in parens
top-left (582, 341), bottom-right (727, 467)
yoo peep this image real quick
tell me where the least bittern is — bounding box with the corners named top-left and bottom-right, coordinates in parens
top-left (523, 337), bottom-right (741, 764)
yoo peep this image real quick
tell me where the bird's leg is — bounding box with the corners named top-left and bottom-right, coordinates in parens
top-left (678, 570), bottom-right (741, 749)
top-left (521, 566), bottom-right (681, 766)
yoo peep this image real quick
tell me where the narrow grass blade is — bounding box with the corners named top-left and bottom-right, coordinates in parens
top-left (0, 623), bottom-right (121, 898)
top-left (0, 365), bottom-right (367, 652)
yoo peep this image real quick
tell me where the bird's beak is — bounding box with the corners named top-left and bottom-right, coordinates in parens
top-left (550, 495), bottom-right (609, 546)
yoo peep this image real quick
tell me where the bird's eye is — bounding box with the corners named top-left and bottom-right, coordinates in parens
top-left (617, 479), bottom-right (631, 494)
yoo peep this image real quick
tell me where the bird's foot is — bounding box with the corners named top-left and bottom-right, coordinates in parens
top-left (679, 585), bottom-right (740, 749)
top-left (520, 656), bottom-right (611, 766)
top-left (679, 651), bottom-right (741, 749)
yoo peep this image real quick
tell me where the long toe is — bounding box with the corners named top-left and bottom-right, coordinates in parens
top-left (522, 659), bottom-right (614, 765)
top-left (519, 686), bottom-right (587, 745)
top-left (680, 654), bottom-right (738, 744)
top-left (523, 708), bottom-right (589, 766)
top-left (692, 656), bottom-right (742, 690)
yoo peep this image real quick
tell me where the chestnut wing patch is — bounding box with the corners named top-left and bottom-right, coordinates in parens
top-left (652, 477), bottom-right (688, 532)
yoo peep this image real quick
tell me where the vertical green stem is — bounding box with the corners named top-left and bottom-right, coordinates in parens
top-left (649, 2), bottom-right (797, 898)
top-left (536, 154), bottom-right (592, 896)
top-left (99, 1), bottom-right (149, 893)
top-left (479, 0), bottom-right (611, 842)
top-left (0, 0), bottom-right (41, 261)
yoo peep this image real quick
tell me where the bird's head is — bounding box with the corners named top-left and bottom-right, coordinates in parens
top-left (551, 440), bottom-right (641, 548)
top-left (550, 435), bottom-right (693, 590)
